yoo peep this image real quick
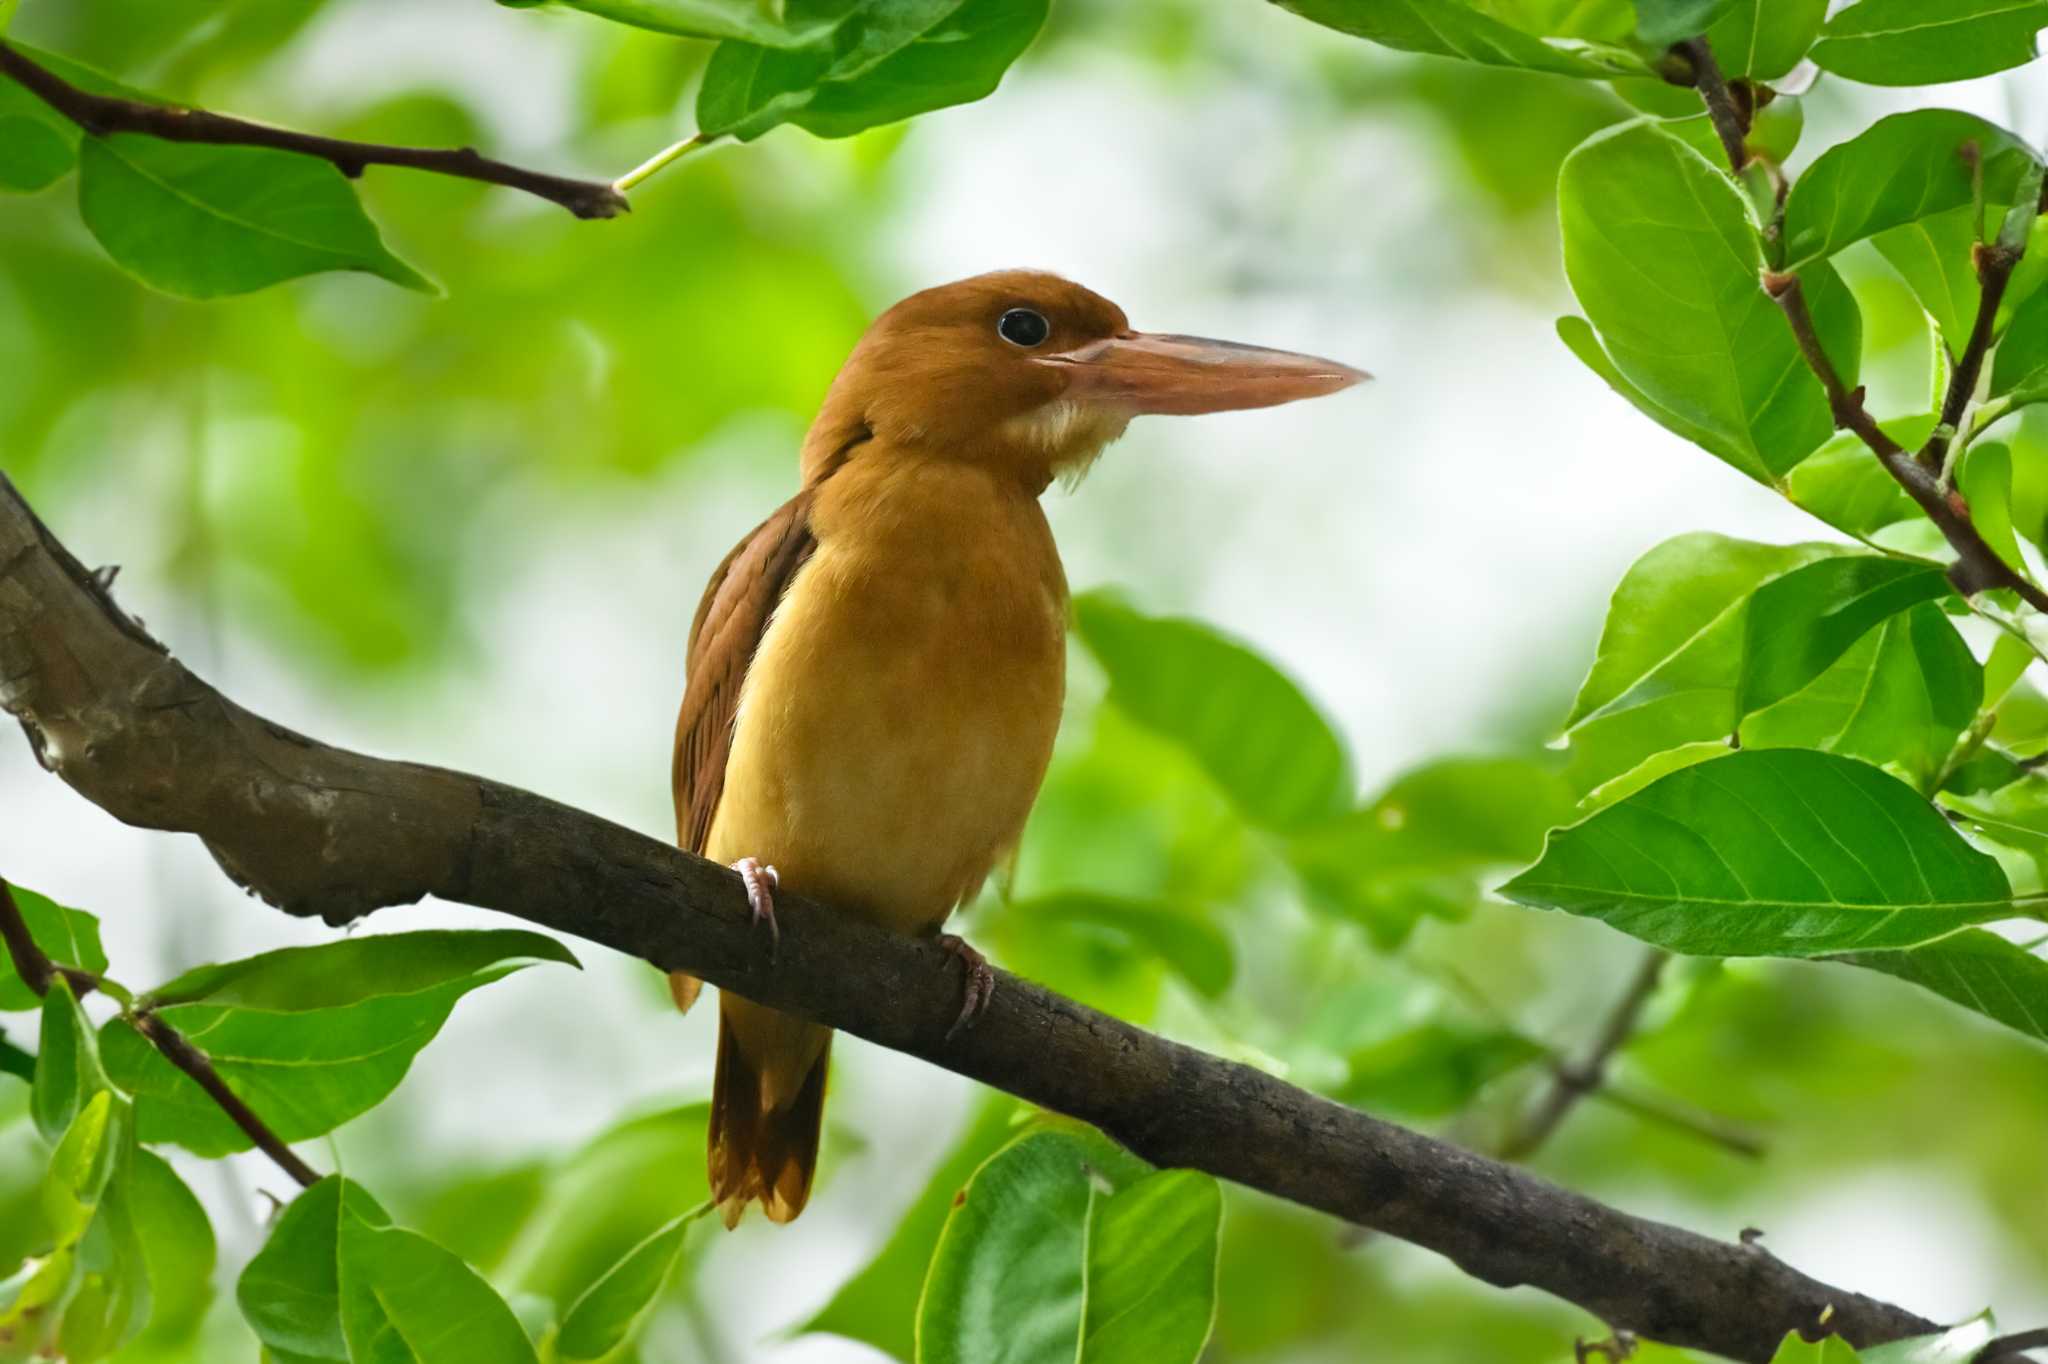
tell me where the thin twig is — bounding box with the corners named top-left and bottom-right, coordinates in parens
top-left (1503, 948), bottom-right (1668, 1160)
top-left (1681, 36), bottom-right (2048, 615)
top-left (0, 41), bottom-right (627, 220)
top-left (1591, 1084), bottom-right (1767, 1160)
top-left (1925, 240), bottom-right (2021, 476)
top-left (128, 1011), bottom-right (319, 1188)
top-left (1979, 1327), bottom-right (2048, 1363)
top-left (1, 877), bottom-right (318, 1188)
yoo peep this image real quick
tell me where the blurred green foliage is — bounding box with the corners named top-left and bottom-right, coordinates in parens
top-left (5, 0), bottom-right (2048, 1362)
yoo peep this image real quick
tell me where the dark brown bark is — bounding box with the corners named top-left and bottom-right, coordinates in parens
top-left (0, 473), bottom-right (1943, 1362)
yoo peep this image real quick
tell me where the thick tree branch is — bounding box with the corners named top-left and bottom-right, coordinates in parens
top-left (0, 878), bottom-right (319, 1187)
top-left (1678, 37), bottom-right (2048, 612)
top-left (0, 474), bottom-right (1946, 1363)
top-left (1502, 947), bottom-right (1667, 1160)
top-left (0, 42), bottom-right (628, 221)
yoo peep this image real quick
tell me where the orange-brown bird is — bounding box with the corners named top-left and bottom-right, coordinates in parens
top-left (671, 270), bottom-right (1365, 1226)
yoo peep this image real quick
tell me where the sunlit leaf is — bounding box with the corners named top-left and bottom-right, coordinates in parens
top-left (1960, 442), bottom-right (2027, 574)
top-left (1073, 591), bottom-right (1351, 833)
top-left (697, 0), bottom-right (1049, 141)
top-left (1993, 287), bottom-right (2048, 401)
top-left (1860, 1312), bottom-right (2000, 1363)
top-left (1840, 930), bottom-right (2048, 1047)
top-left (1810, 0), bottom-right (2048, 86)
top-left (0, 885), bottom-right (105, 1012)
top-left (507, 0), bottom-right (845, 44)
top-left (1874, 205), bottom-right (1981, 357)
top-left (101, 930), bottom-right (577, 1156)
top-left (123, 1149), bottom-right (215, 1353)
top-left (77, 135), bottom-right (432, 298)
top-left (1784, 421), bottom-right (1930, 538)
top-left (1079, 1169), bottom-right (1222, 1364)
top-left (803, 1096), bottom-right (1018, 1361)
top-left (1734, 555), bottom-right (1952, 718)
top-left (1769, 1332), bottom-right (1863, 1364)
top-left (1560, 120), bottom-right (1856, 483)
top-left (1502, 749), bottom-right (2016, 956)
top-left (1781, 111), bottom-right (2041, 270)
top-left (1556, 315), bottom-right (1751, 471)
top-left (1271, 0), bottom-right (1651, 78)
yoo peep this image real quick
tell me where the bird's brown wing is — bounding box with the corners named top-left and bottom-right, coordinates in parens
top-left (672, 489), bottom-right (819, 856)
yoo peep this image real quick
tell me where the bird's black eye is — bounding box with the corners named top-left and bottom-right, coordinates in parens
top-left (997, 307), bottom-right (1051, 348)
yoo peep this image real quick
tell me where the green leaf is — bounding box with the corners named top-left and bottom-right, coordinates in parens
top-left (1840, 930), bottom-right (2048, 1046)
top-left (915, 1127), bottom-right (1176, 1364)
top-left (1560, 121), bottom-right (1854, 483)
top-left (1001, 894), bottom-right (1233, 999)
top-left (0, 1031), bottom-right (31, 1083)
top-left (1271, 0), bottom-right (1651, 78)
top-left (1770, 1333), bottom-right (1863, 1364)
top-left (1784, 420), bottom-right (1930, 538)
top-left (1994, 285), bottom-right (2048, 401)
top-left (124, 1149), bottom-right (215, 1352)
top-left (102, 929), bottom-right (576, 1156)
top-left (1287, 756), bottom-right (1574, 947)
top-left (1501, 748), bottom-right (2016, 956)
top-left (1562, 533), bottom-right (1840, 794)
top-left (1781, 111), bottom-right (2041, 271)
top-left (58, 1153), bottom-right (151, 1363)
top-left (1735, 556), bottom-right (1953, 718)
top-left (0, 886), bottom-right (105, 1012)
top-left (554, 1211), bottom-right (694, 1361)
top-left (241, 1175), bottom-right (537, 1364)
top-left (1960, 442), bottom-right (2027, 573)
top-left (1948, 774), bottom-right (2048, 872)
top-left (1704, 0), bottom-right (1826, 79)
top-left (1860, 1313), bottom-right (1999, 1363)
top-left (32, 980), bottom-right (109, 1143)
top-left (1336, 1022), bottom-right (1545, 1116)
top-left (512, 0), bottom-right (846, 44)
top-left (1874, 204), bottom-right (1983, 357)
top-left (1072, 591), bottom-right (1351, 834)
top-left (1740, 603), bottom-right (1982, 791)
top-left (1078, 1169), bottom-right (1221, 1364)
top-left (697, 0), bottom-right (1049, 141)
top-left (42, 1090), bottom-right (120, 1249)
top-left (76, 135), bottom-right (432, 299)
top-left (803, 1096), bottom-right (1018, 1361)
top-left (1557, 315), bottom-right (1752, 471)
top-left (1633, 0), bottom-right (1734, 44)
top-left (1811, 0), bottom-right (2048, 86)
top-left (0, 116), bottom-right (73, 193)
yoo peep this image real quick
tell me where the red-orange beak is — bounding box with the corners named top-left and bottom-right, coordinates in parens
top-left (1036, 332), bottom-right (1368, 415)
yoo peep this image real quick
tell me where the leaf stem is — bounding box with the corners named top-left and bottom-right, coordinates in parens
top-left (613, 132), bottom-right (714, 194)
top-left (0, 41), bottom-right (628, 220)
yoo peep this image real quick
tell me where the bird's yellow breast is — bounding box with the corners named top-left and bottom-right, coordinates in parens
top-left (704, 456), bottom-right (1068, 935)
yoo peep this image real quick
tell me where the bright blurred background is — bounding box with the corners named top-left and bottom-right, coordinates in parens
top-left (3, 1), bottom-right (2046, 1359)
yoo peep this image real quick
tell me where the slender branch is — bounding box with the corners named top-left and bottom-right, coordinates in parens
top-left (1924, 240), bottom-right (2020, 476)
top-left (1679, 36), bottom-right (2048, 614)
top-left (0, 42), bottom-right (627, 221)
top-left (1, 877), bottom-right (319, 1186)
top-left (0, 877), bottom-right (97, 999)
top-left (0, 474), bottom-right (1949, 1363)
top-left (1979, 1327), bottom-right (2048, 1363)
top-left (128, 1011), bottom-right (319, 1188)
top-left (1502, 948), bottom-right (1668, 1160)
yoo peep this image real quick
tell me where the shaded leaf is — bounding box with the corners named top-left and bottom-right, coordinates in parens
top-left (123, 1149), bottom-right (215, 1352)
top-left (1735, 555), bottom-right (1952, 718)
top-left (802, 1095), bottom-right (1018, 1361)
top-left (1272, 0), bottom-right (1650, 78)
top-left (1874, 205), bottom-right (1981, 356)
top-left (554, 1212), bottom-right (695, 1360)
top-left (697, 0), bottom-right (1048, 141)
top-left (1770, 1333), bottom-right (1863, 1364)
top-left (1002, 894), bottom-right (1233, 999)
top-left (1704, 0), bottom-right (1826, 79)
top-left (1811, 0), bottom-right (2048, 86)
top-left (102, 930), bottom-right (576, 1156)
top-left (1560, 120), bottom-right (1855, 483)
top-left (77, 135), bottom-right (432, 298)
top-left (1502, 749), bottom-right (2015, 956)
top-left (32, 980), bottom-right (108, 1143)
top-left (1079, 1169), bottom-right (1222, 1364)
top-left (509, 0), bottom-right (845, 44)
top-left (1073, 591), bottom-right (1350, 834)
top-left (1336, 1022), bottom-right (1544, 1116)
top-left (1633, 0), bottom-right (1734, 45)
top-left (1781, 111), bottom-right (2040, 270)
top-left (1993, 285), bottom-right (2048, 401)
top-left (1840, 930), bottom-right (2048, 1047)
top-left (1861, 1313), bottom-right (2000, 1363)
top-left (0, 116), bottom-right (72, 193)
top-left (1784, 421), bottom-right (1930, 538)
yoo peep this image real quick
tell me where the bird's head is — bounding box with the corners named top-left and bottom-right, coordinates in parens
top-left (800, 270), bottom-right (1367, 490)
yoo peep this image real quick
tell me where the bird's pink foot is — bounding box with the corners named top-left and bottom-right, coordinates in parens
top-left (937, 934), bottom-right (994, 1039)
top-left (731, 857), bottom-right (780, 955)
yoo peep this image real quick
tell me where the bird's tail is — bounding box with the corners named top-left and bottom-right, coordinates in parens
top-left (707, 993), bottom-right (830, 1228)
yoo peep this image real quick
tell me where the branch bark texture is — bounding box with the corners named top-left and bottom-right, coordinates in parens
top-left (0, 474), bottom-right (1943, 1362)
top-left (0, 42), bottom-right (628, 220)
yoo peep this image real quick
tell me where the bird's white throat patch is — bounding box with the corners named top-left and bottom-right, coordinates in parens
top-left (1002, 399), bottom-right (1131, 485)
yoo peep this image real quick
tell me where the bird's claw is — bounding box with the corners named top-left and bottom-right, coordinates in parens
top-left (731, 857), bottom-right (780, 956)
top-left (938, 934), bottom-right (994, 1039)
